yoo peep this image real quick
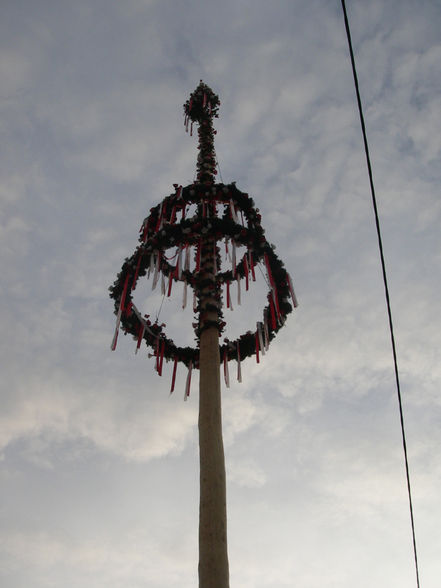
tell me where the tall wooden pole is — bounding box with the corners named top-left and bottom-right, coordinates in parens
top-left (189, 82), bottom-right (230, 588)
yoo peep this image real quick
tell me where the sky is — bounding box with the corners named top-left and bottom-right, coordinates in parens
top-left (1, 0), bottom-right (441, 587)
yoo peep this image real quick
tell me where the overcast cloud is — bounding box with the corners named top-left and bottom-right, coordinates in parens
top-left (1, 1), bottom-right (441, 587)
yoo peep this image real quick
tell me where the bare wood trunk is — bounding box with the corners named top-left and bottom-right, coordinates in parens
top-left (198, 246), bottom-right (229, 588)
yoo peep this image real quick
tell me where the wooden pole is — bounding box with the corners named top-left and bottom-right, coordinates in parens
top-left (198, 286), bottom-right (229, 588)
top-left (187, 82), bottom-right (230, 588)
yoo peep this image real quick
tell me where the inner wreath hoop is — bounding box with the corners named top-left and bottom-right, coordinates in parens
top-left (109, 182), bottom-right (298, 371)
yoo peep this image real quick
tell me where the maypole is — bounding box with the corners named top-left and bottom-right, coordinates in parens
top-left (109, 81), bottom-right (298, 587)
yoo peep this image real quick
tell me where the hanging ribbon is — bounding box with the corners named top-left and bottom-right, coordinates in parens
top-left (264, 253), bottom-right (276, 292)
top-left (229, 199), bottom-right (238, 222)
top-left (158, 339), bottom-right (165, 376)
top-left (249, 251), bottom-right (256, 281)
top-left (269, 295), bottom-right (277, 330)
top-left (257, 321), bottom-right (265, 356)
top-left (271, 287), bottom-right (281, 320)
top-left (161, 273), bottom-right (166, 295)
top-left (225, 237), bottom-right (231, 262)
top-left (135, 323), bottom-right (145, 354)
top-left (184, 244), bottom-right (190, 271)
top-left (110, 307), bottom-right (122, 351)
top-left (263, 310), bottom-right (270, 350)
top-left (255, 331), bottom-right (260, 363)
top-left (237, 277), bottom-right (241, 306)
top-left (243, 253), bottom-right (249, 291)
top-left (132, 252), bottom-right (142, 290)
top-left (170, 356), bottom-right (178, 394)
top-left (170, 206), bottom-right (177, 224)
top-left (120, 274), bottom-right (130, 312)
top-left (152, 253), bottom-right (161, 290)
top-left (237, 342), bottom-right (242, 383)
top-left (173, 245), bottom-right (181, 278)
top-left (226, 281), bottom-right (233, 310)
top-left (223, 350), bottom-right (230, 388)
top-left (148, 252), bottom-right (155, 278)
top-left (184, 360), bottom-right (193, 400)
top-left (155, 337), bottom-right (160, 372)
top-left (141, 219), bottom-right (149, 242)
top-left (167, 273), bottom-right (173, 297)
top-left (287, 273), bottom-right (299, 307)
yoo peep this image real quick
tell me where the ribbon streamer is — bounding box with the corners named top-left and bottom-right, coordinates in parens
top-left (226, 281), bottom-right (233, 310)
top-left (255, 331), bottom-right (260, 363)
top-left (170, 357), bottom-right (178, 394)
top-left (237, 342), bottom-right (242, 383)
top-left (120, 274), bottom-right (130, 312)
top-left (223, 350), bottom-right (230, 388)
top-left (184, 244), bottom-right (190, 271)
top-left (167, 274), bottom-right (173, 297)
top-left (257, 321), bottom-right (265, 356)
top-left (237, 277), bottom-right (241, 306)
top-left (249, 251), bottom-right (256, 281)
top-left (287, 273), bottom-right (299, 307)
top-left (263, 311), bottom-right (269, 350)
top-left (152, 253), bottom-right (160, 290)
top-left (135, 324), bottom-right (145, 354)
top-left (158, 340), bottom-right (165, 376)
top-left (184, 361), bottom-right (193, 400)
top-left (110, 307), bottom-right (122, 351)
top-left (243, 254), bottom-right (249, 291)
top-left (132, 252), bottom-right (142, 289)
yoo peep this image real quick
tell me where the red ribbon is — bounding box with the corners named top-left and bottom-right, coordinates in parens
top-left (269, 296), bottom-right (277, 330)
top-left (170, 357), bottom-right (178, 394)
top-left (255, 331), bottom-right (260, 363)
top-left (167, 274), bottom-right (173, 297)
top-left (155, 338), bottom-right (160, 372)
top-left (120, 274), bottom-right (130, 312)
top-left (226, 281), bottom-right (231, 309)
top-left (158, 340), bottom-right (165, 376)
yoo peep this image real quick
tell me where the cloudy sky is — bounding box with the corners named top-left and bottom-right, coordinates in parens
top-left (1, 0), bottom-right (441, 586)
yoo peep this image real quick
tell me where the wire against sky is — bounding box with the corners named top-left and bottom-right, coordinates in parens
top-left (340, 1), bottom-right (421, 587)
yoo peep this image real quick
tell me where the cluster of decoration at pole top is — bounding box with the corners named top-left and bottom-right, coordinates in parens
top-left (109, 81), bottom-right (298, 395)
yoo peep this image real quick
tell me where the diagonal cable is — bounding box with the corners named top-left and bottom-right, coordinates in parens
top-left (340, 1), bottom-right (421, 586)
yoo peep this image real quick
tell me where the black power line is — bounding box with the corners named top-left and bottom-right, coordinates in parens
top-left (340, 1), bottom-right (421, 586)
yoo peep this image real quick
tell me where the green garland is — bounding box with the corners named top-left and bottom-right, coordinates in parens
top-left (109, 182), bottom-right (295, 369)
